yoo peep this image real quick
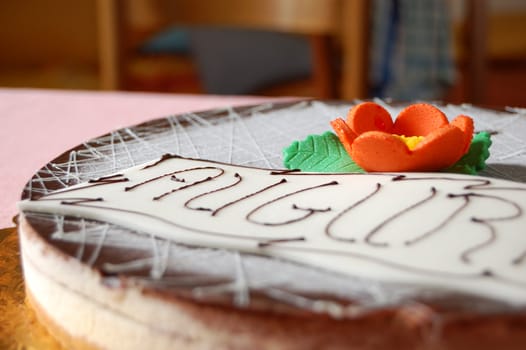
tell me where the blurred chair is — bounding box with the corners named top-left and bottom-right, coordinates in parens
top-left (96, 0), bottom-right (369, 99)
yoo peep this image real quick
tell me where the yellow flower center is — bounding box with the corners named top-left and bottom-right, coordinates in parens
top-left (394, 135), bottom-right (425, 151)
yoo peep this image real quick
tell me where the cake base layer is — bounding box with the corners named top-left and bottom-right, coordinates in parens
top-left (19, 214), bottom-right (526, 350)
top-left (18, 215), bottom-right (410, 349)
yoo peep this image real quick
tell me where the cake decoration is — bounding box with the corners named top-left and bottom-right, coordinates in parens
top-left (283, 102), bottom-right (491, 174)
top-left (19, 154), bottom-right (526, 304)
top-left (16, 101), bottom-right (526, 349)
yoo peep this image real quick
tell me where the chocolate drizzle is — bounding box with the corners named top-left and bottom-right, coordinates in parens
top-left (184, 173), bottom-right (242, 212)
top-left (258, 236), bottom-right (306, 247)
top-left (269, 169), bottom-right (301, 175)
top-left (394, 174), bottom-right (526, 191)
top-left (448, 192), bottom-right (523, 263)
top-left (246, 181), bottom-right (337, 226)
top-left (124, 166), bottom-right (224, 194)
top-left (37, 174), bottom-right (129, 198)
top-left (404, 193), bottom-right (469, 246)
top-left (21, 155), bottom-right (526, 296)
top-left (154, 175), bottom-right (216, 201)
top-left (60, 197), bottom-right (104, 205)
top-left (364, 187), bottom-right (438, 247)
top-left (88, 173), bottom-right (128, 185)
top-left (211, 178), bottom-right (288, 216)
top-left (325, 183), bottom-right (382, 243)
top-left (141, 153), bottom-right (181, 169)
top-left (512, 251), bottom-right (526, 266)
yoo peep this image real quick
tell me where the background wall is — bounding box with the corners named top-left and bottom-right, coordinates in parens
top-left (0, 0), bottom-right (524, 106)
top-left (0, 0), bottom-right (99, 89)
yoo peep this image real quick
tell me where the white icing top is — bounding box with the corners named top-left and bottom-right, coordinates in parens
top-left (19, 154), bottom-right (526, 305)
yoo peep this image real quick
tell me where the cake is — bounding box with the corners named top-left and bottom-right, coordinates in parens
top-left (17, 100), bottom-right (526, 349)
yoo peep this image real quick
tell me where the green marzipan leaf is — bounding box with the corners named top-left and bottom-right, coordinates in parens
top-left (444, 131), bottom-right (492, 175)
top-left (283, 132), bottom-right (364, 173)
top-left (283, 131), bottom-right (491, 175)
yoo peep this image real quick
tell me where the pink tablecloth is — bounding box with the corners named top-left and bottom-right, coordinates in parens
top-left (0, 88), bottom-right (283, 228)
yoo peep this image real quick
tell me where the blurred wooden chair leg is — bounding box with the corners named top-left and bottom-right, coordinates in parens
top-left (96, 0), bottom-right (125, 90)
top-left (309, 35), bottom-right (334, 99)
top-left (340, 0), bottom-right (370, 101)
top-left (466, 0), bottom-right (488, 104)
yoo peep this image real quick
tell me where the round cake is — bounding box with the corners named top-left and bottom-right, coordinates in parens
top-left (17, 100), bottom-right (526, 349)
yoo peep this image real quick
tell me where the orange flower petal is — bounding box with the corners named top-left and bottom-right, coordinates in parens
top-left (450, 115), bottom-right (474, 154)
top-left (347, 102), bottom-right (393, 134)
top-left (412, 125), bottom-right (468, 171)
top-left (351, 131), bottom-right (414, 172)
top-left (333, 104), bottom-right (476, 173)
top-left (393, 103), bottom-right (448, 137)
top-left (330, 117), bottom-right (357, 155)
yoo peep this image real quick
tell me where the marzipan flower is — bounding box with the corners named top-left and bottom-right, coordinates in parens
top-left (330, 102), bottom-right (474, 172)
